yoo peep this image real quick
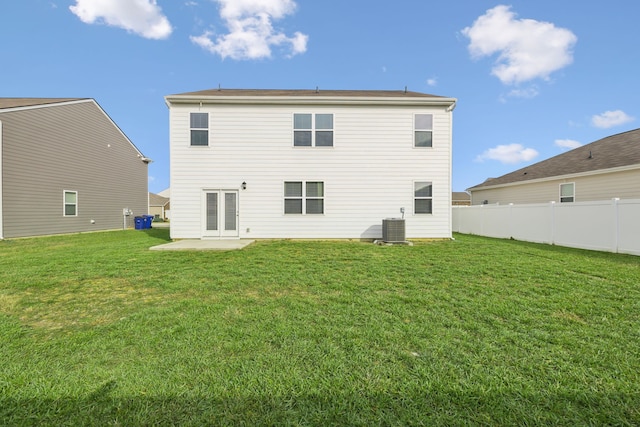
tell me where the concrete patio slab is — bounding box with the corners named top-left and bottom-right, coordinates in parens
top-left (149, 239), bottom-right (255, 251)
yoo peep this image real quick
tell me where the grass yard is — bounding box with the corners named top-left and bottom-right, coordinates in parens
top-left (1, 229), bottom-right (639, 426)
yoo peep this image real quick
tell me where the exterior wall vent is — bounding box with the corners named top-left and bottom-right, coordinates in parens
top-left (382, 218), bottom-right (406, 243)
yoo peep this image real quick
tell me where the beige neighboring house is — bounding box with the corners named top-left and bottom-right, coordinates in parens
top-left (0, 98), bottom-right (150, 239)
top-left (452, 192), bottom-right (471, 206)
top-left (468, 128), bottom-right (640, 205)
top-left (149, 192), bottom-right (170, 220)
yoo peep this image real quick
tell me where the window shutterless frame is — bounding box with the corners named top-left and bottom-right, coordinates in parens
top-left (414, 181), bottom-right (433, 214)
top-left (190, 112), bottom-right (209, 146)
top-left (63, 190), bottom-right (78, 217)
top-left (414, 113), bottom-right (433, 148)
top-left (284, 181), bottom-right (324, 214)
top-left (293, 113), bottom-right (333, 147)
top-left (560, 182), bottom-right (575, 203)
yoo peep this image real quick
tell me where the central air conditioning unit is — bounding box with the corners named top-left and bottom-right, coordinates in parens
top-left (382, 218), bottom-right (405, 243)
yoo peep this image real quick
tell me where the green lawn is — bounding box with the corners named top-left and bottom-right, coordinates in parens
top-left (1, 229), bottom-right (639, 426)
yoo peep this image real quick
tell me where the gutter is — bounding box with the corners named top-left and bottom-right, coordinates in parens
top-left (165, 94), bottom-right (458, 108)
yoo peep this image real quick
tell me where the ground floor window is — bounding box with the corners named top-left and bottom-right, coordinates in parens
top-left (560, 182), bottom-right (575, 202)
top-left (64, 190), bottom-right (78, 216)
top-left (284, 181), bottom-right (324, 214)
top-left (414, 182), bottom-right (433, 214)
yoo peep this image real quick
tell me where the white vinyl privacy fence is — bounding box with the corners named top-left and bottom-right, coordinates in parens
top-left (452, 199), bottom-right (640, 256)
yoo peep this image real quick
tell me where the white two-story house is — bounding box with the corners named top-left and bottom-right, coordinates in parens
top-left (164, 89), bottom-right (456, 240)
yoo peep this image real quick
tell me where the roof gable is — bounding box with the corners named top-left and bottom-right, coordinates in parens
top-left (469, 128), bottom-right (640, 190)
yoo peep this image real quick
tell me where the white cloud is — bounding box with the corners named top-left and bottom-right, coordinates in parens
top-left (69, 0), bottom-right (172, 40)
top-left (555, 139), bottom-right (582, 150)
top-left (461, 5), bottom-right (577, 85)
top-left (591, 110), bottom-right (635, 129)
top-left (426, 77), bottom-right (437, 87)
top-left (190, 0), bottom-right (308, 60)
top-left (475, 143), bottom-right (539, 164)
top-left (506, 86), bottom-right (539, 99)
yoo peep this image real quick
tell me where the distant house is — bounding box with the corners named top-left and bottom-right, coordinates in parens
top-left (452, 192), bottom-right (471, 206)
top-left (0, 98), bottom-right (150, 239)
top-left (467, 128), bottom-right (640, 205)
top-left (165, 88), bottom-right (456, 240)
top-left (149, 192), bottom-right (170, 220)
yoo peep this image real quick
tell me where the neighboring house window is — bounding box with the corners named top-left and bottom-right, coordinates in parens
top-left (414, 114), bottom-right (433, 147)
top-left (284, 181), bottom-right (324, 214)
top-left (293, 114), bottom-right (333, 147)
top-left (414, 182), bottom-right (433, 214)
top-left (190, 112), bottom-right (208, 146)
top-left (560, 183), bottom-right (575, 203)
top-left (64, 191), bottom-right (78, 216)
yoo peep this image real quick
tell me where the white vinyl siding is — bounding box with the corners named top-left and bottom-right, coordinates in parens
top-left (169, 101), bottom-right (453, 239)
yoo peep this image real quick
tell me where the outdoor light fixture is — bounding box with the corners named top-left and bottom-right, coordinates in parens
top-left (242, 181), bottom-right (247, 190)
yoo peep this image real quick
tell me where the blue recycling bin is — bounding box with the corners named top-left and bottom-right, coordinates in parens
top-left (134, 216), bottom-right (144, 230)
top-left (143, 215), bottom-right (154, 229)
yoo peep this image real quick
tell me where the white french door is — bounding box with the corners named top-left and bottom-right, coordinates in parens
top-left (203, 190), bottom-right (239, 238)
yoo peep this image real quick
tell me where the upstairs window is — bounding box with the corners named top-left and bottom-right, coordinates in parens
top-left (560, 183), bottom-right (575, 203)
top-left (190, 112), bottom-right (209, 146)
top-left (414, 182), bottom-right (433, 214)
top-left (284, 181), bottom-right (324, 214)
top-left (414, 114), bottom-right (433, 147)
top-left (294, 114), bottom-right (333, 147)
top-left (64, 191), bottom-right (78, 216)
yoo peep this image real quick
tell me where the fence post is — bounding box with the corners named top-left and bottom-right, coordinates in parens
top-left (549, 201), bottom-right (556, 245)
top-left (612, 198), bottom-right (620, 254)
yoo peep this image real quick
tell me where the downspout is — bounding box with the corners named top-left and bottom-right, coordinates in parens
top-left (446, 101), bottom-right (457, 239)
top-left (0, 120), bottom-right (3, 239)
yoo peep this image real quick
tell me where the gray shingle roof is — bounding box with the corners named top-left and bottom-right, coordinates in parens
top-left (0, 98), bottom-right (86, 110)
top-left (149, 193), bottom-right (170, 207)
top-left (469, 128), bottom-right (640, 190)
top-left (169, 88), bottom-right (447, 98)
top-left (452, 192), bottom-right (471, 201)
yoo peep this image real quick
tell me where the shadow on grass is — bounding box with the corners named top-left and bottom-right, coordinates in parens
top-left (2, 391), bottom-right (638, 425)
top-left (138, 227), bottom-right (172, 242)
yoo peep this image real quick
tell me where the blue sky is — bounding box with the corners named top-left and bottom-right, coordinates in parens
top-left (2, 0), bottom-right (639, 194)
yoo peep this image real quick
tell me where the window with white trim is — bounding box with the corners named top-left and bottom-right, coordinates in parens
top-left (560, 183), bottom-right (575, 203)
top-left (414, 114), bottom-right (433, 147)
top-left (414, 182), bottom-right (433, 214)
top-left (294, 114), bottom-right (333, 147)
top-left (64, 191), bottom-right (78, 216)
top-left (284, 181), bottom-right (324, 214)
top-left (190, 112), bottom-right (208, 146)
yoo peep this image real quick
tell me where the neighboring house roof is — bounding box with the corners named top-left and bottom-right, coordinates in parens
top-left (469, 128), bottom-right (640, 190)
top-left (0, 98), bottom-right (86, 110)
top-left (452, 192), bottom-right (471, 201)
top-left (149, 192), bottom-right (170, 207)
